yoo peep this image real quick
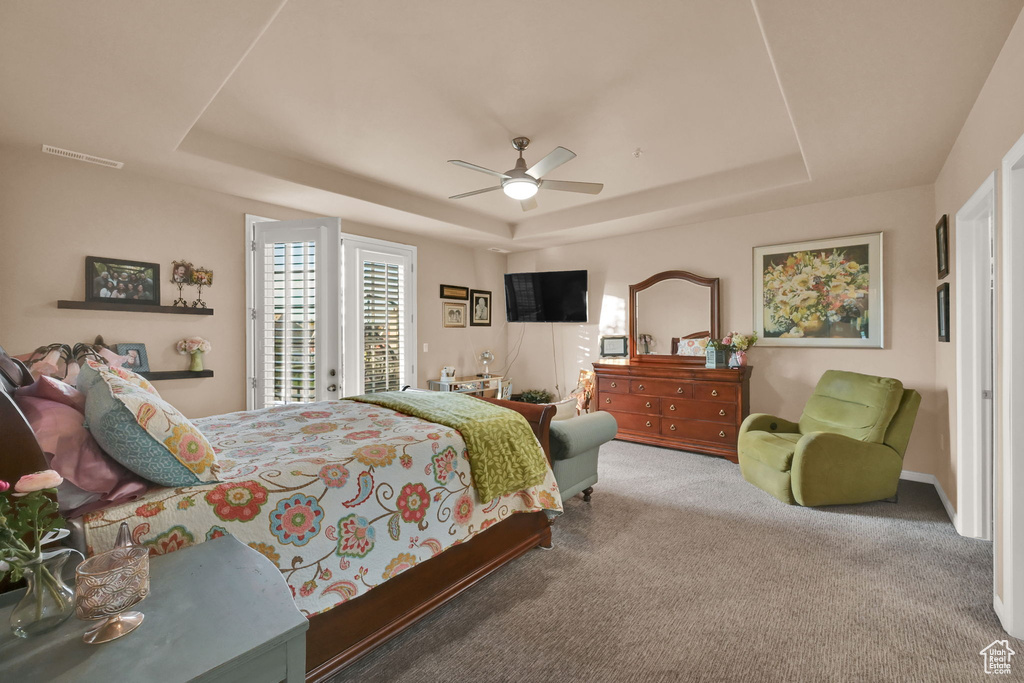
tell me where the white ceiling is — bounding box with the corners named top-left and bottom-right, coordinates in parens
top-left (1, 0), bottom-right (1021, 250)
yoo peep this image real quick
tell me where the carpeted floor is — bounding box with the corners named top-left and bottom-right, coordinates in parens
top-left (332, 440), bottom-right (1020, 682)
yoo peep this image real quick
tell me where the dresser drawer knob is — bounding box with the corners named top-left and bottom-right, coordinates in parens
top-left (610, 381), bottom-right (617, 388)
top-left (677, 387), bottom-right (684, 394)
top-left (669, 404), bottom-right (676, 411)
top-left (719, 409), bottom-right (726, 416)
top-left (711, 390), bottom-right (718, 397)
top-left (670, 424), bottom-right (676, 431)
top-left (605, 398), bottom-right (611, 404)
top-left (638, 384), bottom-right (645, 391)
top-left (646, 421), bottom-right (652, 428)
top-left (645, 401), bottom-right (652, 408)
top-left (719, 430), bottom-right (726, 438)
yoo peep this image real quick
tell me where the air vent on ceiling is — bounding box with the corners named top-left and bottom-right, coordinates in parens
top-left (42, 145), bottom-right (123, 169)
top-left (488, 247), bottom-right (511, 253)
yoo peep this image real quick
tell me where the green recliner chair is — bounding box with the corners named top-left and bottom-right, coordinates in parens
top-left (738, 370), bottom-right (921, 506)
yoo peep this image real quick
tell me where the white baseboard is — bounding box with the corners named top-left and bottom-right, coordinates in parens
top-left (901, 470), bottom-right (958, 528)
top-left (995, 593), bottom-right (1005, 622)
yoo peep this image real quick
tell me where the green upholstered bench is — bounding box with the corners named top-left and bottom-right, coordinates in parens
top-left (549, 411), bottom-right (617, 502)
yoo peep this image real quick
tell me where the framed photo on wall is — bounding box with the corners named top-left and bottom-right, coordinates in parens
top-left (85, 256), bottom-right (160, 305)
top-left (753, 232), bottom-right (883, 348)
top-left (439, 284), bottom-right (469, 300)
top-left (936, 214), bottom-right (950, 279)
top-left (469, 289), bottom-right (491, 326)
top-left (442, 301), bottom-right (467, 328)
top-left (937, 283), bottom-right (950, 342)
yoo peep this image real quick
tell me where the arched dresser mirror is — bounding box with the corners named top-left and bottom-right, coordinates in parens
top-left (628, 270), bottom-right (720, 364)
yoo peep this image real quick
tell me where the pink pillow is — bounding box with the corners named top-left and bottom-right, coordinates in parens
top-left (14, 392), bottom-right (149, 517)
top-left (17, 375), bottom-right (86, 412)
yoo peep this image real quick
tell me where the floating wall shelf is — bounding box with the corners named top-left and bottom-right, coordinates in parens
top-left (139, 370), bottom-right (214, 381)
top-left (57, 300), bottom-right (214, 316)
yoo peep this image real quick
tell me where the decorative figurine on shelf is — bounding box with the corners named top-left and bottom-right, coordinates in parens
top-left (176, 337), bottom-right (211, 372)
top-left (190, 267), bottom-right (213, 309)
top-left (170, 260), bottom-right (193, 307)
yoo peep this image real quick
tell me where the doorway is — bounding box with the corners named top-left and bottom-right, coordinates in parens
top-left (956, 173), bottom-right (996, 541)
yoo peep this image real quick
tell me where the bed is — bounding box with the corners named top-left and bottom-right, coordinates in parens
top-left (0, 347), bottom-right (560, 681)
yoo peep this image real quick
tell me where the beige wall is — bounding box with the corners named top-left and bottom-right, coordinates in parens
top-left (0, 146), bottom-right (507, 417)
top-left (932, 10), bottom-right (1024, 598)
top-left (507, 185), bottom-right (940, 473)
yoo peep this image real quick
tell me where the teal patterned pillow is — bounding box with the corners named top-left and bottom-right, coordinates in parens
top-left (79, 363), bottom-right (219, 487)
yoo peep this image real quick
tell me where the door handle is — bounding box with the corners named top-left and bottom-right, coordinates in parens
top-left (711, 390), bottom-right (718, 397)
top-left (669, 404), bottom-right (676, 411)
top-left (637, 384), bottom-right (645, 391)
top-left (670, 424), bottom-right (676, 431)
top-left (719, 431), bottom-right (726, 438)
top-left (328, 384), bottom-right (337, 392)
top-left (605, 398), bottom-right (611, 404)
top-left (645, 421), bottom-right (652, 427)
top-left (610, 381), bottom-right (617, 388)
top-left (645, 401), bottom-right (652, 408)
top-left (719, 409), bottom-right (726, 416)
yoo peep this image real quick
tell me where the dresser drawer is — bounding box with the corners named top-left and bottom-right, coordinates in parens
top-left (611, 411), bottom-right (662, 434)
top-left (600, 393), bottom-right (660, 414)
top-left (692, 382), bottom-right (738, 403)
top-left (661, 400), bottom-right (736, 423)
top-left (598, 377), bottom-right (629, 394)
top-left (662, 418), bottom-right (737, 444)
top-left (629, 379), bottom-right (693, 398)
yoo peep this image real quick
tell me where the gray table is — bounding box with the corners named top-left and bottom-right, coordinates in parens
top-left (0, 536), bottom-right (308, 682)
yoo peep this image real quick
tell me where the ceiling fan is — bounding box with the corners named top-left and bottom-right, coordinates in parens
top-left (448, 137), bottom-right (603, 212)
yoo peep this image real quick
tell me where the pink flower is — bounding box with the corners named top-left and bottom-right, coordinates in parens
top-left (0, 480), bottom-right (9, 493)
top-left (15, 469), bottom-right (63, 492)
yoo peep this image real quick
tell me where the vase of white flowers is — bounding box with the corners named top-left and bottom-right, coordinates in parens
top-left (176, 337), bottom-right (211, 372)
top-left (1, 470), bottom-right (80, 638)
top-left (721, 331), bottom-right (758, 368)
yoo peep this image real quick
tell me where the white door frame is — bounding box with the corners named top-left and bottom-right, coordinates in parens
top-left (956, 173), bottom-right (997, 541)
top-left (998, 133), bottom-right (1024, 637)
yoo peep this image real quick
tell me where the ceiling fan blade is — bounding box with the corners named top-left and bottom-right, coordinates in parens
top-left (449, 186), bottom-right (502, 200)
top-left (520, 196), bottom-right (538, 212)
top-left (448, 160), bottom-right (510, 179)
top-left (541, 179), bottom-right (604, 195)
top-left (526, 146), bottom-right (576, 179)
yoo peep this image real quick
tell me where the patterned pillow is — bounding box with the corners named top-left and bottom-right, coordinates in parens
top-left (78, 362), bottom-right (218, 486)
top-left (677, 337), bottom-right (710, 357)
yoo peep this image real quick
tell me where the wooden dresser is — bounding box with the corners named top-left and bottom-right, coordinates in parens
top-left (592, 360), bottom-right (752, 462)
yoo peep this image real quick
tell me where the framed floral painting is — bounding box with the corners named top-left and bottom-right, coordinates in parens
top-left (753, 232), bottom-right (883, 348)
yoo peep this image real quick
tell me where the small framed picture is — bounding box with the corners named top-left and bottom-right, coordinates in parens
top-left (470, 289), bottom-right (492, 326)
top-left (600, 335), bottom-right (628, 357)
top-left (170, 260), bottom-right (193, 285)
top-left (936, 215), bottom-right (950, 279)
top-left (86, 257), bottom-right (160, 305)
top-left (115, 343), bottom-right (150, 372)
top-left (443, 301), bottom-right (467, 328)
top-left (937, 283), bottom-right (950, 342)
top-left (439, 284), bottom-right (469, 300)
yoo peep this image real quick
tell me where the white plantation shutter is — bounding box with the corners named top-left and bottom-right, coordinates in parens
top-left (248, 217), bottom-right (341, 410)
top-left (247, 217), bottom-right (415, 408)
top-left (343, 239), bottom-right (416, 395)
top-left (362, 259), bottom-right (404, 393)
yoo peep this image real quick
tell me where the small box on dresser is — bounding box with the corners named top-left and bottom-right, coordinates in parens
top-left (592, 359), bottom-right (751, 462)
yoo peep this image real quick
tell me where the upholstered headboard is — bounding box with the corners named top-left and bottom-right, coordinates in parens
top-left (0, 345), bottom-right (49, 484)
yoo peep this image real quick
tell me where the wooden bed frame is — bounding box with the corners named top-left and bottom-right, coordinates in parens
top-left (0, 347), bottom-right (555, 681)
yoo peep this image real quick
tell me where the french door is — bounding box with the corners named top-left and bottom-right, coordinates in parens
top-left (245, 216), bottom-right (416, 409)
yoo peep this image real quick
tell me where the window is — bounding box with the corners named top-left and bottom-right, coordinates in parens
top-left (246, 216), bottom-right (415, 409)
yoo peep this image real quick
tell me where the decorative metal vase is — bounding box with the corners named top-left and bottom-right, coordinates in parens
top-left (75, 546), bottom-right (150, 644)
top-left (10, 549), bottom-right (78, 638)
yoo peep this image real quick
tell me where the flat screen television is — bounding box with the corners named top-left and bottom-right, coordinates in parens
top-left (504, 270), bottom-right (588, 323)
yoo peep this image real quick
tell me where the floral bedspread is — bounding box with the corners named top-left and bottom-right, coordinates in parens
top-left (81, 400), bottom-right (562, 617)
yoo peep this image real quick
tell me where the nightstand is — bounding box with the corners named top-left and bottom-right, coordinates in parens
top-left (0, 536), bottom-right (308, 682)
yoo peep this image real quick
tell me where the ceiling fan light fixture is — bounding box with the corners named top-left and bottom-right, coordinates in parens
top-left (502, 177), bottom-right (538, 200)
